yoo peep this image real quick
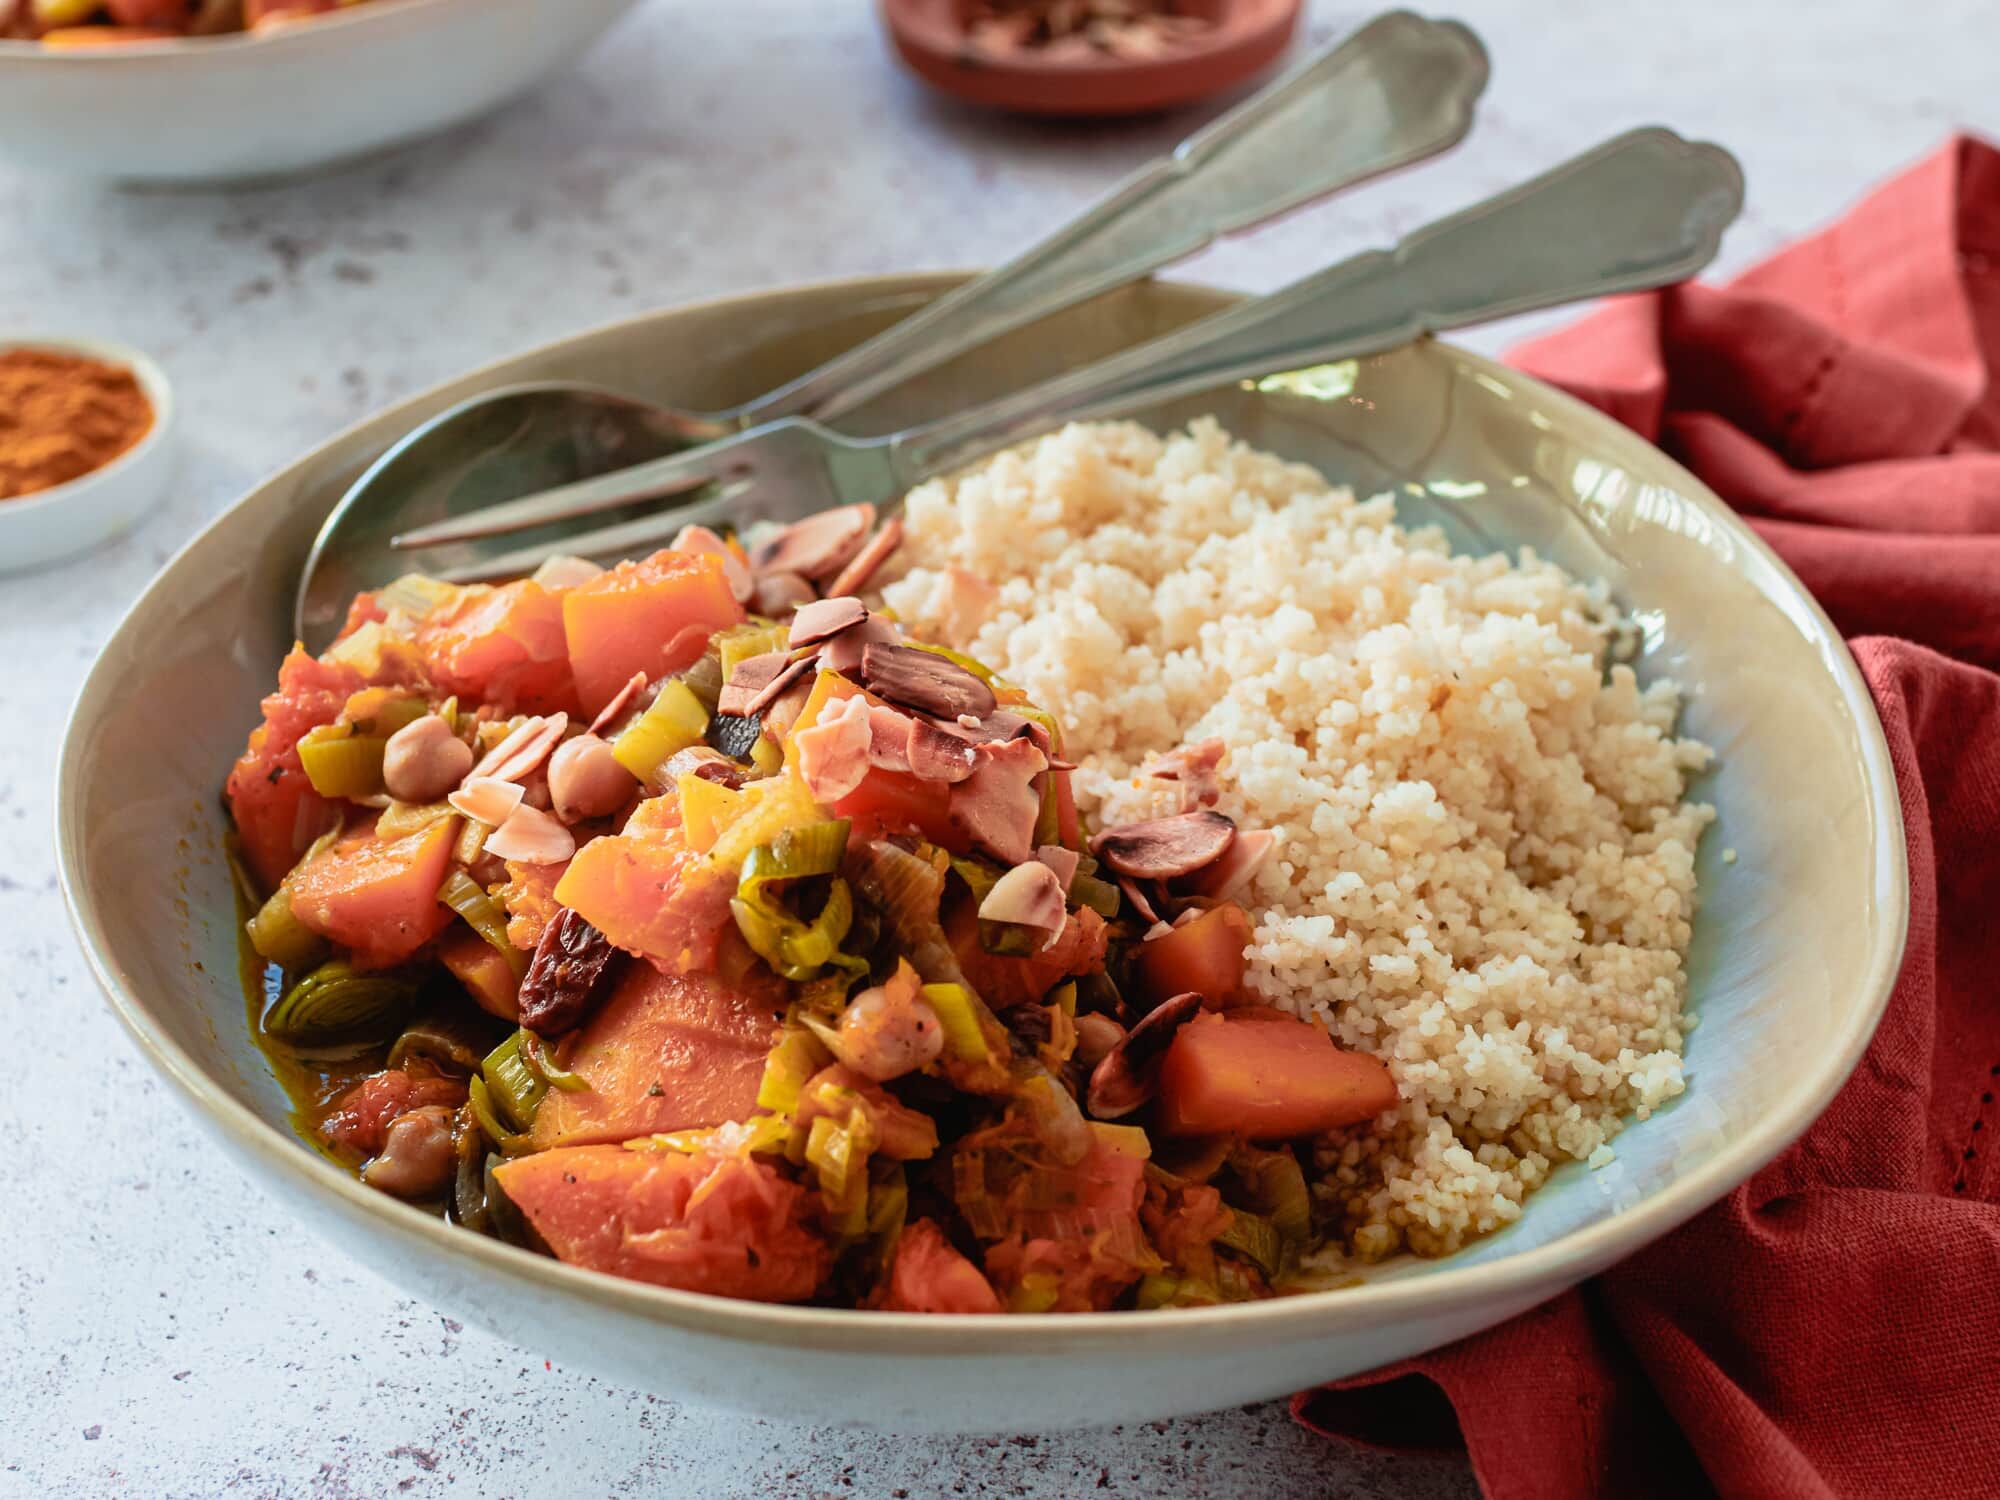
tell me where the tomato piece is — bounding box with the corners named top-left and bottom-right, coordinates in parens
top-left (1155, 1010), bottom-right (1396, 1140)
top-left (225, 647), bottom-right (363, 889)
top-left (561, 549), bottom-right (743, 717)
top-left (1134, 902), bottom-right (1253, 1009)
top-left (286, 817), bottom-right (457, 969)
top-left (878, 1220), bottom-right (1002, 1314)
top-left (414, 579), bottom-right (577, 716)
top-left (528, 964), bottom-right (784, 1150)
top-left (495, 1144), bottom-right (830, 1302)
top-left (834, 768), bottom-right (963, 850)
top-left (318, 1068), bottom-right (466, 1157)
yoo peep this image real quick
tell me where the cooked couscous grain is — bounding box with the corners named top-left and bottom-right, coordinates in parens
top-left (881, 418), bottom-right (1712, 1261)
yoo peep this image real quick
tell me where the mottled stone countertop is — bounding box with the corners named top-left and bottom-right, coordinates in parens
top-left (3, 1), bottom-right (1993, 1494)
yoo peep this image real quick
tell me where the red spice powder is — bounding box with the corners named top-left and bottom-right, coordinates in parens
top-left (0, 347), bottom-right (154, 501)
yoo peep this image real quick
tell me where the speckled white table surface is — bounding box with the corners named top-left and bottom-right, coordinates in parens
top-left (3, 2), bottom-right (1996, 1495)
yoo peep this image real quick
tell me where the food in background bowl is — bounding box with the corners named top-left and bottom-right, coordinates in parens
top-left (224, 418), bottom-right (1712, 1312)
top-left (3, 0), bottom-right (378, 45)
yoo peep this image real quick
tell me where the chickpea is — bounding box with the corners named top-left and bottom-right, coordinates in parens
top-left (361, 1105), bottom-right (457, 1199)
top-left (547, 733), bottom-right (636, 823)
top-left (837, 983), bottom-right (945, 1082)
top-left (382, 713), bottom-right (473, 803)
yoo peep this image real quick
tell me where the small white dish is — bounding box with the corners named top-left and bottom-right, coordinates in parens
top-left (0, 0), bottom-right (643, 185)
top-left (0, 334), bottom-right (176, 574)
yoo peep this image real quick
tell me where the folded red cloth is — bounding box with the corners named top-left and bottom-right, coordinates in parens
top-left (1292, 136), bottom-right (2000, 1500)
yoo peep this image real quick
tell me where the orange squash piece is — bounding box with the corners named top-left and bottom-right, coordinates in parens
top-left (413, 579), bottom-right (576, 716)
top-left (1134, 902), bottom-right (1253, 1009)
top-left (494, 1145), bottom-right (830, 1302)
top-left (553, 798), bottom-right (734, 973)
top-left (561, 549), bottom-right (743, 716)
top-left (286, 816), bottom-right (456, 969)
top-left (437, 927), bottom-right (521, 1022)
top-left (878, 1220), bottom-right (1003, 1313)
top-left (1155, 1010), bottom-right (1396, 1140)
top-left (528, 963), bottom-right (785, 1150)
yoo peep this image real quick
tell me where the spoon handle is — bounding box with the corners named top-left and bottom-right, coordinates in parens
top-left (741, 11), bottom-right (1489, 428)
top-left (892, 126), bottom-right (1743, 481)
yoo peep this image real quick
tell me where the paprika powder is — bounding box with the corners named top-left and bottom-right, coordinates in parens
top-left (0, 347), bottom-right (154, 501)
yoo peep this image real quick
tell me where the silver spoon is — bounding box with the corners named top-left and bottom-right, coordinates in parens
top-left (294, 9), bottom-right (1488, 647)
top-left (391, 126), bottom-right (1744, 585)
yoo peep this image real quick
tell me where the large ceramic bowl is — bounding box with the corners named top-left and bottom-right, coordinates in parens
top-left (56, 274), bottom-right (1907, 1433)
top-left (0, 0), bottom-right (642, 184)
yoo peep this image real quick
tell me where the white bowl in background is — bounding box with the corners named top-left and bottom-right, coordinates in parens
top-left (0, 0), bottom-right (643, 184)
top-left (56, 275), bottom-right (1908, 1432)
top-left (0, 334), bottom-right (176, 573)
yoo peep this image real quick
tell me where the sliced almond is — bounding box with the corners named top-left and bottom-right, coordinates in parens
top-left (788, 595), bottom-right (869, 649)
top-left (825, 516), bottom-right (905, 599)
top-left (750, 503), bottom-right (875, 581)
top-left (482, 803), bottom-right (576, 864)
top-left (449, 775), bottom-right (526, 826)
top-left (466, 712), bottom-right (569, 785)
top-left (1092, 809), bottom-right (1235, 880)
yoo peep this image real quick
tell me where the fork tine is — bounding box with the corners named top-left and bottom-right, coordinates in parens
top-left (389, 442), bottom-right (752, 550)
top-left (428, 483), bottom-right (757, 583)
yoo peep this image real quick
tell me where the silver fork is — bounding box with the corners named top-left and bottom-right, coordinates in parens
top-left (416, 127), bottom-right (1742, 583)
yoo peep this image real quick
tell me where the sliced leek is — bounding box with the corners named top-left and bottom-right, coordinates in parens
top-left (262, 960), bottom-right (417, 1045)
top-left (296, 723), bottom-right (387, 800)
top-left (245, 886), bottom-right (327, 969)
top-left (612, 679), bottom-right (710, 783)
top-left (920, 982), bottom-right (988, 1062)
top-left (439, 869), bottom-right (526, 975)
top-left (481, 1031), bottom-right (547, 1132)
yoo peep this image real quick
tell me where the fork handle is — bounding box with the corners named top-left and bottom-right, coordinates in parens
top-left (892, 127), bottom-right (1743, 482)
top-left (741, 11), bottom-right (1488, 428)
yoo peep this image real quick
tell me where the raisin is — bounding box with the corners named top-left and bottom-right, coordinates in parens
top-left (517, 908), bottom-right (620, 1034)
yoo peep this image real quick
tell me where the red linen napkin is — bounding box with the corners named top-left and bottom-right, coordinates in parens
top-left (1292, 136), bottom-right (2000, 1500)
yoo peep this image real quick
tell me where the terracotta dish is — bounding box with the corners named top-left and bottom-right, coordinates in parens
top-left (880, 0), bottom-right (1302, 117)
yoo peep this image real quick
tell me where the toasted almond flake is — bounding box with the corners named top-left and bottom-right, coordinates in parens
top-left (978, 861), bottom-right (1067, 937)
top-left (745, 654), bottom-right (817, 718)
top-left (789, 595), bottom-right (869, 648)
top-left (672, 524), bottom-right (753, 603)
top-left (859, 642), bottom-right (996, 722)
top-left (945, 737), bottom-right (1046, 865)
top-left (906, 717), bottom-right (980, 784)
top-left (825, 515), bottom-right (904, 599)
top-left (750, 570), bottom-right (816, 616)
top-left (1091, 809), bottom-right (1235, 879)
top-left (794, 694), bottom-right (873, 804)
top-left (586, 671), bottom-right (650, 736)
top-left (717, 653), bottom-right (789, 717)
top-left (1120, 877), bottom-right (1162, 927)
top-left (1034, 844), bottom-right (1080, 892)
top-left (867, 705), bottom-right (915, 773)
top-left (821, 614), bottom-right (900, 677)
top-left (482, 804), bottom-right (576, 864)
top-left (750, 503), bottom-right (875, 581)
top-left (1184, 827), bottom-right (1275, 900)
top-left (467, 712), bottom-right (569, 784)
top-left (449, 776), bottom-right (526, 826)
